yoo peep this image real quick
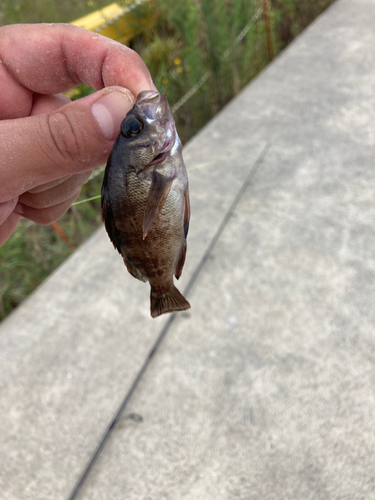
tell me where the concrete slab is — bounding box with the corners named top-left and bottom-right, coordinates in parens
top-left (0, 137), bottom-right (266, 499)
top-left (1, 0), bottom-right (375, 498)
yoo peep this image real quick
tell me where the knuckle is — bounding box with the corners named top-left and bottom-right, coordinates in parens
top-left (46, 111), bottom-right (82, 162)
top-left (30, 209), bottom-right (53, 226)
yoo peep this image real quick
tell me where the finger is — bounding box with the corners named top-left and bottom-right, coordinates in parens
top-left (6, 93), bottom-right (79, 203)
top-left (31, 93), bottom-right (71, 116)
top-left (0, 89), bottom-right (72, 200)
top-left (0, 23), bottom-right (156, 119)
top-left (0, 212), bottom-right (21, 247)
top-left (25, 94), bottom-right (73, 194)
top-left (27, 175), bottom-right (73, 194)
top-left (0, 198), bottom-right (18, 226)
top-left (14, 191), bottom-right (81, 225)
top-left (18, 171), bottom-right (92, 208)
top-left (0, 86), bottom-right (133, 202)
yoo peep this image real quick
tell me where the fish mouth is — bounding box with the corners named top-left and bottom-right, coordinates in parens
top-left (136, 91), bottom-right (170, 122)
top-left (148, 135), bottom-right (175, 166)
top-left (137, 90), bottom-right (162, 103)
top-left (135, 90), bottom-right (176, 166)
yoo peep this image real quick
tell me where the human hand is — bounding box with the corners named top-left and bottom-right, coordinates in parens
top-left (0, 23), bottom-right (156, 246)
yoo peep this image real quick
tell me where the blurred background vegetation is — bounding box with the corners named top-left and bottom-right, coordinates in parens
top-left (0, 0), bottom-right (335, 321)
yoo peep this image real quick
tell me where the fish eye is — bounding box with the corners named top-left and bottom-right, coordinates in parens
top-left (121, 116), bottom-right (143, 138)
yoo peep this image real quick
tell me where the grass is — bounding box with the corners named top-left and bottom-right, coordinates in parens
top-left (0, 0), bottom-right (111, 24)
top-left (0, 0), bottom-right (336, 321)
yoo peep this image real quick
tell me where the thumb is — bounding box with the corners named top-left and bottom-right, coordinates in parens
top-left (0, 87), bottom-right (135, 202)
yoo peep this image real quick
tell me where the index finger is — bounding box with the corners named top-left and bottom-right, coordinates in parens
top-left (0, 23), bottom-right (155, 118)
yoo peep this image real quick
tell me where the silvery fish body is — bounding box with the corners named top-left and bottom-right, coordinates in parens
top-left (101, 91), bottom-right (190, 318)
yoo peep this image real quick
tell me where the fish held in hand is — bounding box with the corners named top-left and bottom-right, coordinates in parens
top-left (101, 90), bottom-right (191, 318)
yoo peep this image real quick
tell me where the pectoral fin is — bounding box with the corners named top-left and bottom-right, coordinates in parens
top-left (143, 171), bottom-right (173, 239)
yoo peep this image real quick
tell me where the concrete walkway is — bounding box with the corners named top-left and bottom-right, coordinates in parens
top-left (1, 0), bottom-right (375, 498)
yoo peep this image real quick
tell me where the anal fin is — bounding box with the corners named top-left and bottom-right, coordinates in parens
top-left (123, 256), bottom-right (147, 283)
top-left (175, 240), bottom-right (187, 280)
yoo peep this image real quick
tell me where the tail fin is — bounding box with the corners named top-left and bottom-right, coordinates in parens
top-left (150, 285), bottom-right (190, 318)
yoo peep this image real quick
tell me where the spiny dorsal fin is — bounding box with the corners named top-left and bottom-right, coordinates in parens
top-left (101, 154), bottom-right (122, 255)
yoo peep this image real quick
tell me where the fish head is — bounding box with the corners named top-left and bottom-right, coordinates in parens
top-left (119, 90), bottom-right (177, 169)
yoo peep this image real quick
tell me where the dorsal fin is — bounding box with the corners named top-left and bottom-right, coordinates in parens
top-left (101, 154), bottom-right (122, 254)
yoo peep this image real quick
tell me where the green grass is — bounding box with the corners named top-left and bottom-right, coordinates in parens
top-left (0, 0), bottom-right (336, 321)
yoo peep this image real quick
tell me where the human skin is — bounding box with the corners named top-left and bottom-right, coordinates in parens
top-left (0, 23), bottom-right (157, 246)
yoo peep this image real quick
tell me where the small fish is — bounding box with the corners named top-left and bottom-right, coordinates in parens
top-left (101, 90), bottom-right (191, 318)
